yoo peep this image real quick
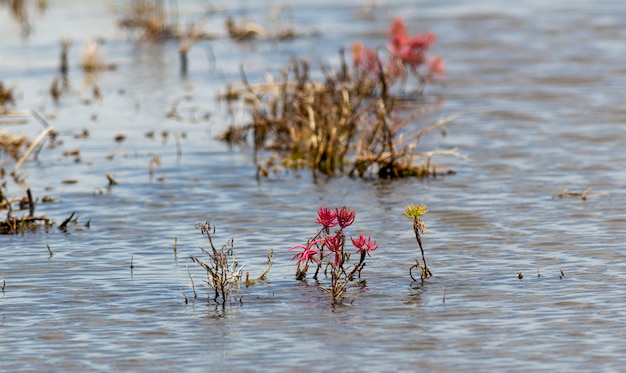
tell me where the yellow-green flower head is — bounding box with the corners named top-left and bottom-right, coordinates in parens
top-left (404, 203), bottom-right (428, 220)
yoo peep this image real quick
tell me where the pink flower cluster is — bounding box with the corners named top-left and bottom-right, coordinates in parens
top-left (290, 206), bottom-right (378, 268)
top-left (352, 16), bottom-right (445, 81)
top-left (316, 205), bottom-right (357, 230)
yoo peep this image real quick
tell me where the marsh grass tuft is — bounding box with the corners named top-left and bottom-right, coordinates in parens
top-left (81, 38), bottom-right (117, 72)
top-left (226, 5), bottom-right (301, 42)
top-left (118, 0), bottom-right (178, 40)
top-left (118, 0), bottom-right (217, 41)
top-left (217, 58), bottom-right (461, 179)
top-left (189, 221), bottom-right (272, 306)
top-left (0, 81), bottom-right (16, 111)
top-left (217, 17), bottom-right (463, 179)
top-left (0, 187), bottom-right (52, 234)
top-left (0, 132), bottom-right (28, 159)
top-left (189, 222), bottom-right (242, 305)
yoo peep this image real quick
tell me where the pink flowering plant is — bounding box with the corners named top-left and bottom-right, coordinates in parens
top-left (352, 16), bottom-right (445, 94)
top-left (290, 205), bottom-right (378, 302)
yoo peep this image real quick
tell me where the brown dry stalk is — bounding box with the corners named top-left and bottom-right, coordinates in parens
top-left (11, 126), bottom-right (55, 175)
top-left (0, 132), bottom-right (28, 159)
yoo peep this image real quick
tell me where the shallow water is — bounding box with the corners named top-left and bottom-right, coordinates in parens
top-left (2, 0), bottom-right (626, 371)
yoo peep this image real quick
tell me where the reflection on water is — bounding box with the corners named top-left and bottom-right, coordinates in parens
top-left (2, 0), bottom-right (626, 371)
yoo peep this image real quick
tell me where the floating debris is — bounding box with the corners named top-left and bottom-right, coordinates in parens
top-left (105, 173), bottom-right (118, 186)
top-left (555, 187), bottom-right (610, 201)
top-left (114, 132), bottom-right (126, 142)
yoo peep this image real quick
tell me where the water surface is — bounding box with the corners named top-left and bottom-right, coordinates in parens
top-left (1, 1), bottom-right (626, 371)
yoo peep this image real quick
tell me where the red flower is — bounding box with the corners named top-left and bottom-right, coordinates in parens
top-left (427, 55), bottom-right (446, 78)
top-left (407, 32), bottom-right (435, 50)
top-left (352, 42), bottom-right (364, 67)
top-left (362, 48), bottom-right (380, 73)
top-left (389, 17), bottom-right (409, 55)
top-left (388, 17), bottom-right (436, 71)
top-left (324, 233), bottom-right (343, 252)
top-left (315, 206), bottom-right (338, 229)
top-left (289, 239), bottom-right (322, 266)
top-left (352, 42), bottom-right (381, 74)
top-left (351, 234), bottom-right (378, 257)
top-left (324, 232), bottom-right (344, 267)
top-left (336, 206), bottom-right (356, 228)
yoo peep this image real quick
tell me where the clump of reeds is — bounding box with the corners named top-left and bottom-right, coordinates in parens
top-left (118, 0), bottom-right (177, 40)
top-left (217, 17), bottom-right (463, 179)
top-left (0, 188), bottom-right (52, 234)
top-left (81, 38), bottom-right (117, 72)
top-left (59, 38), bottom-right (72, 75)
top-left (4, 111), bottom-right (56, 178)
top-left (0, 81), bottom-right (15, 112)
top-left (405, 203), bottom-right (432, 281)
top-left (188, 221), bottom-right (272, 306)
top-left (2, 0), bottom-right (31, 37)
top-left (118, 0), bottom-right (217, 41)
top-left (0, 132), bottom-right (28, 159)
top-left (189, 222), bottom-right (243, 305)
top-left (226, 17), bottom-right (268, 41)
top-left (226, 5), bottom-right (300, 42)
top-left (289, 205), bottom-right (378, 303)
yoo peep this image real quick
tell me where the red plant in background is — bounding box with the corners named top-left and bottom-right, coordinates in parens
top-left (388, 17), bottom-right (435, 70)
top-left (289, 205), bottom-right (379, 303)
top-left (352, 42), bottom-right (380, 74)
top-left (352, 16), bottom-right (445, 93)
top-left (427, 55), bottom-right (446, 79)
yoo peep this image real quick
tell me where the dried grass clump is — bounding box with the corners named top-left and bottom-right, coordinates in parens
top-left (81, 39), bottom-right (117, 72)
top-left (118, 0), bottom-right (217, 41)
top-left (0, 132), bottom-right (29, 159)
top-left (217, 52), bottom-right (463, 179)
top-left (188, 222), bottom-right (273, 306)
top-left (0, 83), bottom-right (30, 159)
top-left (0, 81), bottom-right (15, 111)
top-left (118, 0), bottom-right (177, 40)
top-left (0, 188), bottom-right (51, 234)
top-left (226, 5), bottom-right (301, 42)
